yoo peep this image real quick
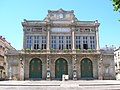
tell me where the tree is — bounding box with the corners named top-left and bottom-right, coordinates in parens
top-left (112, 0), bottom-right (120, 11)
top-left (112, 0), bottom-right (120, 21)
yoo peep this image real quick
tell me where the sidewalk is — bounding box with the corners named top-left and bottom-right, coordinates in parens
top-left (0, 80), bottom-right (120, 86)
top-left (0, 80), bottom-right (120, 90)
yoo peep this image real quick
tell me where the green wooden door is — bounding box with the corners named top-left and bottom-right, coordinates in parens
top-left (29, 58), bottom-right (42, 79)
top-left (81, 58), bottom-right (93, 78)
top-left (55, 58), bottom-right (68, 79)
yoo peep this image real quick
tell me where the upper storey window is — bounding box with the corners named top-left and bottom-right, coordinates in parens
top-left (41, 36), bottom-right (46, 49)
top-left (34, 36), bottom-right (39, 49)
top-left (75, 36), bottom-right (81, 49)
top-left (66, 36), bottom-right (71, 49)
top-left (59, 36), bottom-right (64, 50)
top-left (90, 36), bottom-right (95, 49)
top-left (85, 28), bottom-right (90, 31)
top-left (26, 36), bottom-right (32, 49)
top-left (83, 36), bottom-right (88, 49)
top-left (58, 13), bottom-right (63, 18)
top-left (51, 36), bottom-right (56, 49)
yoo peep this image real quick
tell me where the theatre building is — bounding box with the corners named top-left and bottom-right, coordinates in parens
top-left (6, 9), bottom-right (115, 80)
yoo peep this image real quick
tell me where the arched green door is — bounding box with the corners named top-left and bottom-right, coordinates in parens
top-left (55, 58), bottom-right (68, 79)
top-left (29, 58), bottom-right (42, 79)
top-left (81, 58), bottom-right (93, 78)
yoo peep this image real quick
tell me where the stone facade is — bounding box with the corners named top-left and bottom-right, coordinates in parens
top-left (114, 47), bottom-right (120, 80)
top-left (0, 36), bottom-right (15, 80)
top-left (6, 9), bottom-right (115, 80)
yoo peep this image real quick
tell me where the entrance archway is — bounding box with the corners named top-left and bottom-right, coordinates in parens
top-left (29, 58), bottom-right (42, 79)
top-left (55, 58), bottom-right (68, 79)
top-left (80, 58), bottom-right (93, 78)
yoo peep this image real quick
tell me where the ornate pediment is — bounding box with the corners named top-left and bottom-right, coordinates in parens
top-left (44, 9), bottom-right (78, 21)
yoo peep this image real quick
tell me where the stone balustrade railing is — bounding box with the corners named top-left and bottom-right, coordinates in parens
top-left (6, 49), bottom-right (114, 55)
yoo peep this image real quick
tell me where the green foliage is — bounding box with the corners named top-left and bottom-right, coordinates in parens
top-left (88, 49), bottom-right (92, 52)
top-left (112, 0), bottom-right (120, 11)
top-left (112, 0), bottom-right (120, 21)
top-left (37, 49), bottom-right (41, 52)
top-left (63, 48), bottom-right (68, 52)
top-left (76, 48), bottom-right (80, 52)
top-left (50, 48), bottom-right (55, 52)
top-left (25, 48), bottom-right (30, 51)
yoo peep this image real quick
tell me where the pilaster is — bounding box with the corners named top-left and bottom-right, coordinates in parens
top-left (46, 55), bottom-right (51, 80)
top-left (72, 55), bottom-right (77, 80)
top-left (95, 26), bottom-right (100, 51)
top-left (19, 57), bottom-right (24, 80)
top-left (23, 30), bottom-right (26, 49)
top-left (98, 54), bottom-right (103, 80)
top-left (56, 36), bottom-right (59, 50)
top-left (31, 36), bottom-right (34, 50)
top-left (71, 27), bottom-right (75, 52)
top-left (39, 36), bottom-right (42, 49)
top-left (47, 26), bottom-right (50, 52)
top-left (81, 35), bottom-right (83, 50)
top-left (88, 35), bottom-right (90, 49)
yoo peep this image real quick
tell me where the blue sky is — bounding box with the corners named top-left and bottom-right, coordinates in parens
top-left (0, 0), bottom-right (120, 50)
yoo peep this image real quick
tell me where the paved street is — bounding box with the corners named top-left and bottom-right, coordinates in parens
top-left (0, 80), bottom-right (120, 90)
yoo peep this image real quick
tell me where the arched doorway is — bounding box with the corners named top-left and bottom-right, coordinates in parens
top-left (80, 58), bottom-right (93, 79)
top-left (29, 58), bottom-right (42, 79)
top-left (55, 58), bottom-right (68, 80)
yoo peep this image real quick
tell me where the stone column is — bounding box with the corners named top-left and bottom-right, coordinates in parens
top-left (71, 27), bottom-right (75, 52)
top-left (23, 30), bottom-right (26, 50)
top-left (81, 35), bottom-right (83, 50)
top-left (72, 55), bottom-right (77, 80)
top-left (46, 55), bottom-right (51, 80)
top-left (88, 36), bottom-right (90, 49)
top-left (95, 21), bottom-right (100, 51)
top-left (31, 36), bottom-right (34, 50)
top-left (98, 54), bottom-right (103, 80)
top-left (56, 36), bottom-right (59, 50)
top-left (39, 36), bottom-right (42, 49)
top-left (47, 27), bottom-right (50, 52)
top-left (64, 36), bottom-right (66, 49)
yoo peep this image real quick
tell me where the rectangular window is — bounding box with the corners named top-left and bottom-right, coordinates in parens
top-left (41, 36), bottom-right (46, 49)
top-left (83, 36), bottom-right (88, 49)
top-left (59, 36), bottom-right (64, 50)
top-left (26, 36), bottom-right (32, 49)
top-left (75, 36), bottom-right (81, 49)
top-left (51, 36), bottom-right (56, 49)
top-left (66, 36), bottom-right (71, 49)
top-left (90, 36), bottom-right (95, 49)
top-left (34, 36), bottom-right (39, 49)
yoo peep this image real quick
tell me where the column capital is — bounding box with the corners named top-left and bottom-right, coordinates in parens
top-left (47, 25), bottom-right (51, 30)
top-left (71, 27), bottom-right (75, 31)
